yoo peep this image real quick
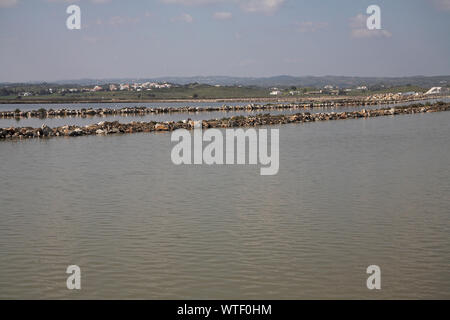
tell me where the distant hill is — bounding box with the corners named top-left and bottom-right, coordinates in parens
top-left (2, 75), bottom-right (449, 89)
top-left (149, 75), bottom-right (450, 88)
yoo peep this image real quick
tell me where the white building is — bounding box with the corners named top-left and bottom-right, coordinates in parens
top-left (425, 87), bottom-right (442, 95)
top-left (120, 84), bottom-right (130, 91)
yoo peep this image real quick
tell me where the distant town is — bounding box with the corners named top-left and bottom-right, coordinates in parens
top-left (14, 81), bottom-right (175, 97)
top-left (0, 76), bottom-right (448, 103)
top-left (270, 85), bottom-right (446, 97)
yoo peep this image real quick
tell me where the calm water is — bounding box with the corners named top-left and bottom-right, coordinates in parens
top-left (1, 98), bottom-right (448, 128)
top-left (0, 111), bottom-right (449, 299)
top-left (0, 101), bottom-right (257, 111)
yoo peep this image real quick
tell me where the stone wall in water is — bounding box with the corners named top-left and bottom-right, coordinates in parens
top-left (0, 102), bottom-right (449, 140)
top-left (0, 96), bottom-right (434, 120)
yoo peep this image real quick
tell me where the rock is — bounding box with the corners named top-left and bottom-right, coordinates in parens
top-left (108, 128), bottom-right (120, 134)
top-left (69, 128), bottom-right (83, 136)
top-left (1, 102), bottom-right (450, 140)
top-left (25, 130), bottom-right (35, 137)
top-left (155, 123), bottom-right (169, 131)
top-left (41, 124), bottom-right (52, 136)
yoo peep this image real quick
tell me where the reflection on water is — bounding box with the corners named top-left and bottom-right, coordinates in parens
top-left (0, 111), bottom-right (449, 299)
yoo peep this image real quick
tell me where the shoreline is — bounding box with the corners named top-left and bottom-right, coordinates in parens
top-left (1, 102), bottom-right (449, 140)
top-left (0, 96), bottom-right (350, 105)
top-left (1, 95), bottom-right (446, 105)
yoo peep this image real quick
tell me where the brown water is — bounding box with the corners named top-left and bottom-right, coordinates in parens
top-left (0, 111), bottom-right (449, 299)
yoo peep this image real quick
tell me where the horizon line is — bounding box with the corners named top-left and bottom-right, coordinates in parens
top-left (2, 74), bottom-right (450, 84)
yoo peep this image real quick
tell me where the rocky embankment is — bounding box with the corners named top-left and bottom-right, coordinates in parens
top-left (1, 102), bottom-right (449, 140)
top-left (0, 97), bottom-right (430, 120)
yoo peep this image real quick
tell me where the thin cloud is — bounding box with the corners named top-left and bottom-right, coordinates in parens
top-left (213, 11), bottom-right (232, 20)
top-left (170, 13), bottom-right (194, 23)
top-left (162, 0), bottom-right (217, 4)
top-left (430, 0), bottom-right (450, 11)
top-left (46, 0), bottom-right (111, 3)
top-left (108, 16), bottom-right (141, 26)
top-left (349, 14), bottom-right (392, 39)
top-left (162, 0), bottom-right (284, 14)
top-left (46, 0), bottom-right (77, 3)
top-left (82, 36), bottom-right (99, 44)
top-left (239, 0), bottom-right (284, 14)
top-left (296, 21), bottom-right (328, 33)
top-left (0, 0), bottom-right (18, 7)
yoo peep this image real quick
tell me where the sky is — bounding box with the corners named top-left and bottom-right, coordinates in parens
top-left (0, 0), bottom-right (449, 82)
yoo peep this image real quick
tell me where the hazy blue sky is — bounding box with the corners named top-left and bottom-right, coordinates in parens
top-left (0, 0), bottom-right (449, 82)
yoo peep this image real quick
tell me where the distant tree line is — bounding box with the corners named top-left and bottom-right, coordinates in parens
top-left (0, 88), bottom-right (14, 96)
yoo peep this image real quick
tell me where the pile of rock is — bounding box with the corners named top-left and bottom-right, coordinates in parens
top-left (1, 102), bottom-right (449, 140)
top-left (365, 93), bottom-right (424, 102)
